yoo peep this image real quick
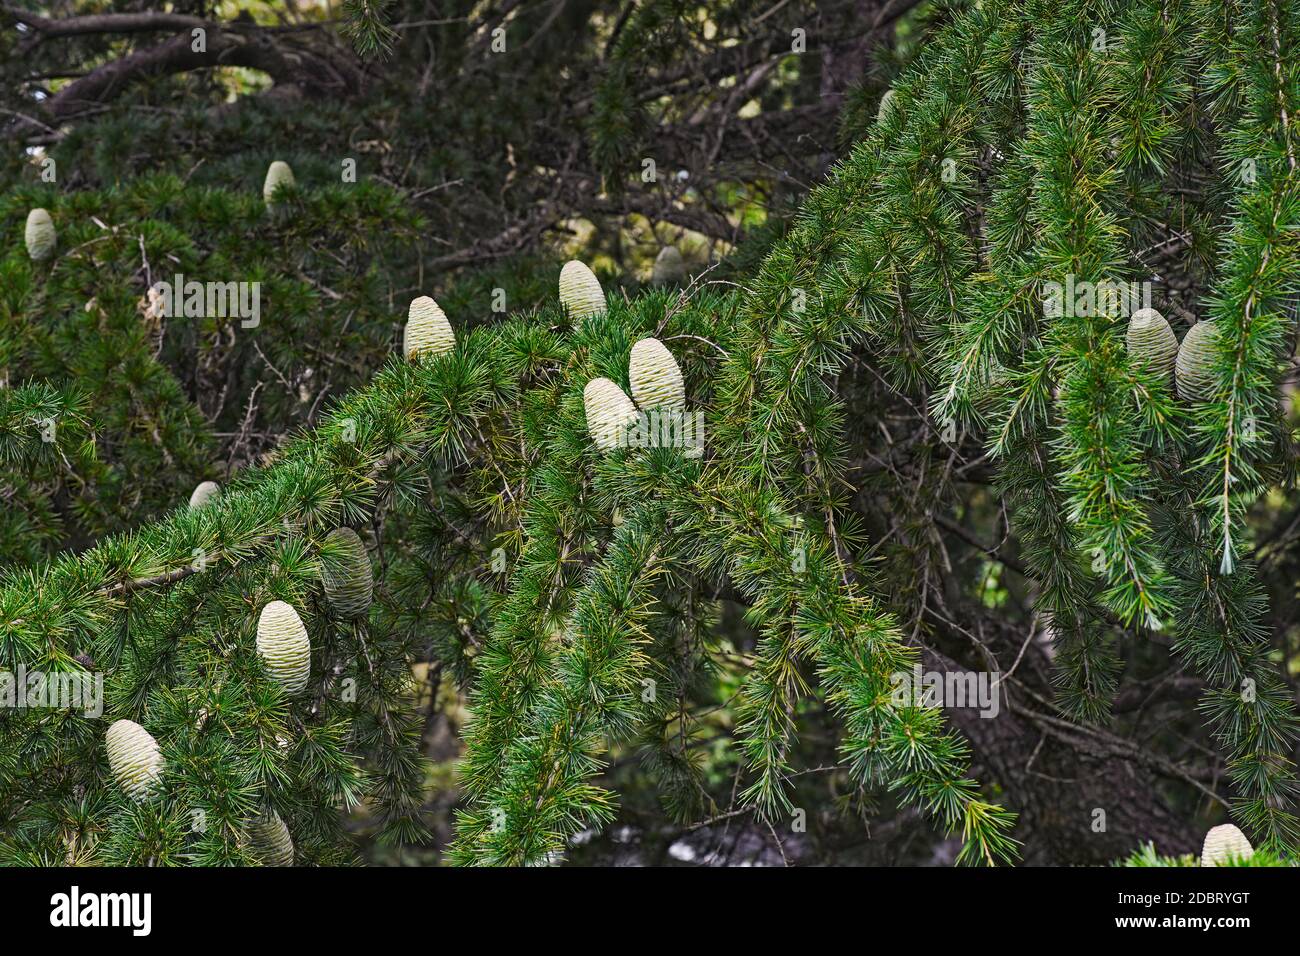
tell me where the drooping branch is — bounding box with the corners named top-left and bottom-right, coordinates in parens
top-left (4, 7), bottom-right (209, 43)
top-left (3, 10), bottom-right (363, 138)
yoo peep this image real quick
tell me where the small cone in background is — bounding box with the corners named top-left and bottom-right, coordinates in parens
top-left (403, 296), bottom-right (455, 360)
top-left (651, 246), bottom-right (685, 286)
top-left (583, 377), bottom-right (639, 451)
top-left (105, 719), bottom-right (164, 799)
top-left (1200, 823), bottom-right (1253, 866)
top-left (320, 527), bottom-right (373, 619)
top-left (559, 260), bottom-right (606, 321)
top-left (189, 480), bottom-right (221, 509)
top-left (1176, 319), bottom-right (1220, 402)
top-left (1125, 307), bottom-right (1178, 383)
top-left (877, 89), bottom-right (897, 124)
top-left (248, 809), bottom-right (295, 866)
top-left (262, 160), bottom-right (295, 207)
top-left (256, 600), bottom-right (311, 694)
top-left (629, 338), bottom-right (685, 411)
top-left (25, 208), bottom-right (56, 261)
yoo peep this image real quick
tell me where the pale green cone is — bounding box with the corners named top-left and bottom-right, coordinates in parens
top-left (1125, 307), bottom-right (1178, 383)
top-left (189, 480), bottom-right (221, 509)
top-left (651, 246), bottom-right (685, 286)
top-left (263, 160), bottom-right (295, 207)
top-left (248, 809), bottom-right (295, 866)
top-left (583, 377), bottom-right (639, 451)
top-left (1176, 319), bottom-right (1220, 402)
top-left (320, 527), bottom-right (373, 619)
top-left (105, 719), bottom-right (164, 800)
top-left (403, 296), bottom-right (455, 360)
top-left (629, 337), bottom-right (685, 410)
top-left (559, 260), bottom-right (606, 321)
top-left (1200, 823), bottom-right (1253, 866)
top-left (256, 600), bottom-right (311, 694)
top-left (25, 208), bottom-right (56, 261)
top-left (877, 89), bottom-right (897, 124)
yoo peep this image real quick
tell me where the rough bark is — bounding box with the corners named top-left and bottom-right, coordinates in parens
top-left (924, 642), bottom-right (1204, 865)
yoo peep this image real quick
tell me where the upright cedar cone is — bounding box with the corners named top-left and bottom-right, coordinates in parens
top-left (877, 89), bottom-right (897, 123)
top-left (403, 296), bottom-right (455, 360)
top-left (320, 527), bottom-right (373, 619)
top-left (583, 377), bottom-right (639, 451)
top-left (262, 160), bottom-right (295, 207)
top-left (105, 719), bottom-right (164, 799)
top-left (248, 810), bottom-right (295, 866)
top-left (629, 338), bottom-right (685, 410)
top-left (256, 601), bottom-right (311, 694)
top-left (25, 208), bottom-right (56, 261)
top-left (651, 247), bottom-right (685, 286)
top-left (1200, 823), bottom-right (1253, 866)
top-left (1125, 307), bottom-right (1178, 383)
top-left (189, 480), bottom-right (221, 509)
top-left (1175, 319), bottom-right (1220, 402)
top-left (559, 260), bottom-right (606, 321)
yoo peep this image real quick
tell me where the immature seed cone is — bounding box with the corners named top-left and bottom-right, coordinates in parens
top-left (25, 208), bottom-right (56, 261)
top-left (629, 338), bottom-right (685, 411)
top-left (189, 480), bottom-right (221, 509)
top-left (1200, 823), bottom-right (1253, 866)
top-left (877, 89), bottom-right (897, 124)
top-left (651, 246), bottom-right (685, 286)
top-left (403, 296), bottom-right (455, 360)
top-left (584, 377), bottom-right (639, 451)
top-left (105, 719), bottom-right (164, 799)
top-left (559, 260), bottom-right (606, 321)
top-left (256, 600), bottom-right (311, 694)
top-left (1125, 307), bottom-right (1178, 383)
top-left (320, 527), bottom-right (373, 619)
top-left (248, 810), bottom-right (295, 866)
top-left (1175, 319), bottom-right (1220, 402)
top-left (263, 160), bottom-right (295, 206)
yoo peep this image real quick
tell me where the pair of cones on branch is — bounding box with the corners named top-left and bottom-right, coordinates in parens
top-left (22, 163), bottom-right (293, 343)
top-left (20, 159), bottom-right (293, 265)
top-left (1124, 306), bottom-right (1221, 403)
top-left (584, 338), bottom-right (688, 452)
top-left (104, 719), bottom-right (293, 864)
top-left (559, 250), bottom-right (687, 319)
top-left (254, 527), bottom-right (374, 691)
top-left (187, 477), bottom-right (374, 621)
top-left (105, 718), bottom-right (293, 863)
top-left (401, 254), bottom-right (661, 362)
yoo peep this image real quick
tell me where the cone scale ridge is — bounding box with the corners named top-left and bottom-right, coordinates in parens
top-left (559, 260), bottom-right (606, 321)
top-left (1200, 823), bottom-right (1253, 866)
top-left (256, 600), bottom-right (311, 694)
top-left (189, 480), bottom-right (221, 509)
top-left (1176, 319), bottom-right (1220, 402)
top-left (248, 809), bottom-right (295, 866)
top-left (651, 247), bottom-right (685, 286)
top-left (403, 296), bottom-right (455, 360)
top-left (629, 338), bottom-right (685, 411)
top-left (584, 377), bottom-right (638, 451)
top-left (105, 719), bottom-right (164, 799)
top-left (878, 89), bottom-right (897, 123)
top-left (25, 208), bottom-right (56, 261)
top-left (320, 527), bottom-right (373, 619)
top-left (1125, 307), bottom-right (1178, 384)
top-left (263, 161), bottom-right (295, 206)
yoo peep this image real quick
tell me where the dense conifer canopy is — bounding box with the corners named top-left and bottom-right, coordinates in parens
top-left (1, 0), bottom-right (1298, 869)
